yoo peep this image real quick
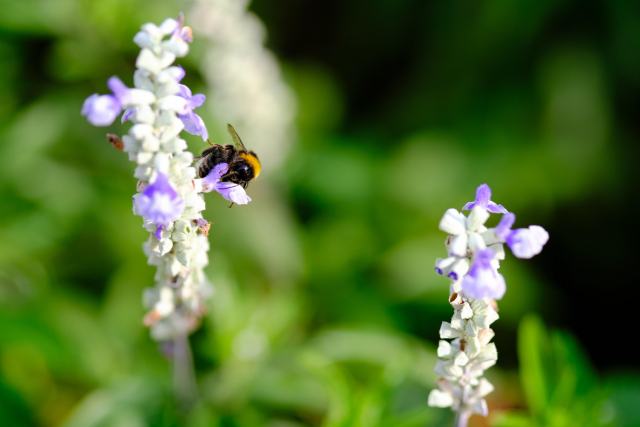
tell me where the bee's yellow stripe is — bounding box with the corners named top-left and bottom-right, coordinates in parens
top-left (240, 152), bottom-right (261, 179)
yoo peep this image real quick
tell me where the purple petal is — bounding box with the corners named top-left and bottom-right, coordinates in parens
top-left (136, 173), bottom-right (184, 227)
top-left (143, 172), bottom-right (179, 199)
top-left (215, 182), bottom-right (252, 205)
top-left (507, 226), bottom-right (548, 259)
top-left (177, 84), bottom-right (192, 100)
top-left (462, 184), bottom-right (507, 214)
top-left (155, 227), bottom-right (163, 240)
top-left (202, 163), bottom-right (229, 187)
top-left (121, 108), bottom-right (136, 123)
top-left (529, 226), bottom-right (549, 246)
top-left (487, 201), bottom-right (508, 214)
top-left (461, 248), bottom-right (506, 300)
top-left (462, 266), bottom-right (506, 300)
top-left (82, 94), bottom-right (99, 115)
top-left (188, 93), bottom-right (206, 110)
top-left (474, 184), bottom-right (492, 209)
top-left (107, 76), bottom-right (131, 105)
top-left (495, 213), bottom-right (515, 240)
top-left (81, 94), bottom-right (122, 126)
top-left (176, 65), bottom-right (186, 83)
top-left (200, 163), bottom-right (252, 205)
top-left (179, 111), bottom-right (208, 141)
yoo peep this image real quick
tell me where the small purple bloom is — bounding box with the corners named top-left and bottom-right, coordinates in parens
top-left (136, 172), bottom-right (185, 231)
top-left (177, 84), bottom-right (208, 140)
top-left (494, 213), bottom-right (549, 259)
top-left (82, 76), bottom-right (132, 126)
top-left (506, 226), bottom-right (549, 259)
top-left (461, 248), bottom-right (506, 300)
top-left (82, 94), bottom-right (121, 126)
top-left (462, 184), bottom-right (508, 214)
top-left (201, 163), bottom-right (252, 205)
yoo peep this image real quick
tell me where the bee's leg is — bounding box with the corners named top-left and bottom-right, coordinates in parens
top-left (207, 139), bottom-right (214, 146)
top-left (228, 202), bottom-right (235, 208)
top-left (221, 170), bottom-right (239, 180)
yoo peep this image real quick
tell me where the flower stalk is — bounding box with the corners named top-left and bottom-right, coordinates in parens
top-left (428, 184), bottom-right (549, 425)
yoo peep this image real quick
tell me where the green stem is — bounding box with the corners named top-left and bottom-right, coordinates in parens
top-left (173, 332), bottom-right (198, 409)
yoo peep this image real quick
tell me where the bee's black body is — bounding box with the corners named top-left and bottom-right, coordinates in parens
top-left (197, 144), bottom-right (259, 187)
top-left (195, 124), bottom-right (261, 190)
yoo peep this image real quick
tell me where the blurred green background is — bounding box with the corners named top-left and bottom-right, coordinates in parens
top-left (1, 0), bottom-right (639, 426)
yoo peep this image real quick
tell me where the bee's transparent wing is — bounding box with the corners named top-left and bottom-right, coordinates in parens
top-left (227, 124), bottom-right (246, 149)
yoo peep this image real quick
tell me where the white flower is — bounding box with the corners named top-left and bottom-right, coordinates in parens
top-left (435, 257), bottom-right (470, 281)
top-left (439, 206), bottom-right (490, 257)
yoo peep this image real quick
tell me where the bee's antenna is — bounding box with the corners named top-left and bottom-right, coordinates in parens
top-left (228, 202), bottom-right (235, 208)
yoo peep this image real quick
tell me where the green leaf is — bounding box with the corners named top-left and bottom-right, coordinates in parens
top-left (492, 411), bottom-right (535, 427)
top-left (550, 331), bottom-right (597, 398)
top-left (517, 314), bottom-right (554, 419)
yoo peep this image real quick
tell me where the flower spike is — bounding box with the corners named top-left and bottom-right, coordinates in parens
top-left (82, 14), bottom-right (214, 344)
top-left (429, 183), bottom-right (547, 423)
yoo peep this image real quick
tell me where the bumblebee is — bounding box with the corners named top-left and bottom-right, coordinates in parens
top-left (195, 124), bottom-right (261, 200)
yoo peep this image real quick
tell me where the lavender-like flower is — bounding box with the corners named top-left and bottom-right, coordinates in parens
top-left (201, 163), bottom-right (251, 205)
top-left (82, 93), bottom-right (120, 126)
top-left (135, 172), bottom-right (185, 238)
top-left (177, 84), bottom-right (208, 141)
top-left (82, 77), bottom-right (154, 126)
top-left (495, 213), bottom-right (550, 259)
top-left (462, 183), bottom-right (508, 214)
top-left (461, 248), bottom-right (506, 300)
top-left (429, 184), bottom-right (548, 426)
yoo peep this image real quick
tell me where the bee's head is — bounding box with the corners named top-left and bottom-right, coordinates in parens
top-left (233, 163), bottom-right (253, 182)
top-left (239, 151), bottom-right (261, 180)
